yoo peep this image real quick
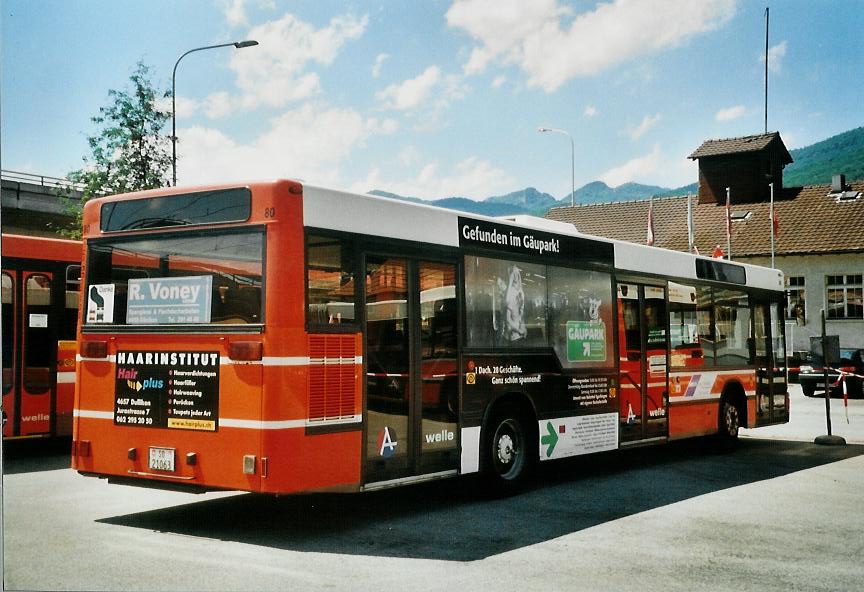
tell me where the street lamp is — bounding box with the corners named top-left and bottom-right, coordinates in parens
top-left (538, 127), bottom-right (575, 207)
top-left (172, 40), bottom-right (259, 186)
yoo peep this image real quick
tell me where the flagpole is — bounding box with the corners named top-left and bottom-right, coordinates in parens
top-left (726, 187), bottom-right (732, 260)
top-left (687, 192), bottom-right (694, 253)
top-left (764, 6), bottom-right (770, 134)
top-left (769, 182), bottom-right (775, 268)
top-left (647, 197), bottom-right (655, 246)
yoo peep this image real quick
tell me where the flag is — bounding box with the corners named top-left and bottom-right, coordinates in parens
top-left (772, 209), bottom-right (779, 237)
top-left (646, 198), bottom-right (655, 246)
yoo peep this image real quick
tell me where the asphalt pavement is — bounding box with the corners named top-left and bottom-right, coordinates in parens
top-left (3, 384), bottom-right (864, 592)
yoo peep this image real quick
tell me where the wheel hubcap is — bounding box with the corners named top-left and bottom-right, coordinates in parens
top-left (726, 405), bottom-right (739, 435)
top-left (497, 434), bottom-right (515, 465)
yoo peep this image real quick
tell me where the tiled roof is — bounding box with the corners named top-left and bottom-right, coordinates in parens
top-left (688, 131), bottom-right (793, 164)
top-left (545, 181), bottom-right (864, 257)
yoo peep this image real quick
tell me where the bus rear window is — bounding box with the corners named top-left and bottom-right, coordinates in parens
top-left (85, 229), bottom-right (263, 327)
top-left (100, 188), bottom-right (251, 232)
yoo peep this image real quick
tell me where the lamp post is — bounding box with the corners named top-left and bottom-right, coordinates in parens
top-left (538, 127), bottom-right (575, 207)
top-left (172, 40), bottom-right (259, 186)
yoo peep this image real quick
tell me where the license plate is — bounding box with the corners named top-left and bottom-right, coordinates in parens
top-left (148, 447), bottom-right (175, 472)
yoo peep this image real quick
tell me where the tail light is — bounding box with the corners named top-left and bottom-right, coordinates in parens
top-left (229, 341), bottom-right (262, 361)
top-left (81, 340), bottom-right (108, 359)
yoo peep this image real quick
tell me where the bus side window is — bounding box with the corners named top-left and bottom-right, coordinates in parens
top-left (24, 274), bottom-right (52, 393)
top-left (64, 265), bottom-right (81, 339)
top-left (306, 235), bottom-right (356, 326)
top-left (2, 273), bottom-right (13, 394)
top-left (696, 286), bottom-right (715, 365)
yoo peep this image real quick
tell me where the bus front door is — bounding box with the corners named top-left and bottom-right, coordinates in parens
top-left (617, 283), bottom-right (669, 443)
top-left (363, 256), bottom-right (460, 486)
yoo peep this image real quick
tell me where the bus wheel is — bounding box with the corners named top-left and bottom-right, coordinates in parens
top-left (484, 405), bottom-right (535, 493)
top-left (717, 398), bottom-right (740, 447)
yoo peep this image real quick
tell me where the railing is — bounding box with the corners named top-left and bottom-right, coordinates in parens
top-left (1, 170), bottom-right (87, 193)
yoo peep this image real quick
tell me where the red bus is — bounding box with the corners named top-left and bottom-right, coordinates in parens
top-left (2, 234), bottom-right (81, 439)
top-left (72, 181), bottom-right (788, 493)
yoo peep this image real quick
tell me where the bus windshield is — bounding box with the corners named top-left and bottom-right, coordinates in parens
top-left (84, 228), bottom-right (264, 327)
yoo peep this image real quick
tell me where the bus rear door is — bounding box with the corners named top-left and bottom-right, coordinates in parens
top-left (753, 300), bottom-right (789, 425)
top-left (617, 283), bottom-right (669, 443)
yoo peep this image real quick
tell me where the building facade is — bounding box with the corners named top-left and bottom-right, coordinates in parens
top-left (546, 133), bottom-right (864, 352)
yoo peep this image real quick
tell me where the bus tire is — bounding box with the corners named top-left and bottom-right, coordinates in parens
top-left (717, 397), bottom-right (741, 448)
top-left (483, 403), bottom-right (536, 494)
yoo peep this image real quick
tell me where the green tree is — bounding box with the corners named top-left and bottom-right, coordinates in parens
top-left (56, 61), bottom-right (172, 238)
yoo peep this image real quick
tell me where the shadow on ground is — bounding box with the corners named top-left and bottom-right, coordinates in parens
top-left (2, 438), bottom-right (72, 474)
top-left (97, 439), bottom-right (863, 561)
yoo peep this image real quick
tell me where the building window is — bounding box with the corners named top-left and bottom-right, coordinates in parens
top-left (825, 274), bottom-right (863, 320)
top-left (785, 276), bottom-right (805, 324)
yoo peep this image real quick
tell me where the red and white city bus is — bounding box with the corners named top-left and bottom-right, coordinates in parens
top-left (72, 180), bottom-right (788, 494)
top-left (2, 234), bottom-right (81, 439)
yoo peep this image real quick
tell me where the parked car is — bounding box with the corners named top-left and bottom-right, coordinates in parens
top-left (799, 348), bottom-right (864, 398)
top-left (787, 350), bottom-right (817, 383)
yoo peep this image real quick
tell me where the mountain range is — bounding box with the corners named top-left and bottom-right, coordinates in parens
top-left (369, 125), bottom-right (864, 217)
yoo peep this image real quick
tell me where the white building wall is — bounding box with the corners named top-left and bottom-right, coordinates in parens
top-left (744, 253), bottom-right (864, 352)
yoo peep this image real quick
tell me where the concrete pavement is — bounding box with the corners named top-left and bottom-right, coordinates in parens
top-left (3, 384), bottom-right (864, 591)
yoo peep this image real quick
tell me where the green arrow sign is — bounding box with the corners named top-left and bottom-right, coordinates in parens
top-left (541, 421), bottom-right (559, 457)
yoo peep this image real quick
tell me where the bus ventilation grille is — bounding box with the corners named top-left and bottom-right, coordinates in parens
top-left (307, 335), bottom-right (356, 422)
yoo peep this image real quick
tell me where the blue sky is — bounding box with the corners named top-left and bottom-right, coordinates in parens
top-left (2, 0), bottom-right (862, 200)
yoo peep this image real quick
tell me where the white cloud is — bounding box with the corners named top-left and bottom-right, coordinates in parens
top-left (376, 66), bottom-right (442, 111)
top-left (155, 96), bottom-right (199, 119)
top-left (492, 75), bottom-right (507, 88)
top-left (447, 0), bottom-right (736, 92)
top-left (175, 103), bottom-right (388, 187)
top-left (351, 156), bottom-right (515, 200)
top-left (223, 0), bottom-right (249, 27)
top-left (599, 144), bottom-right (662, 187)
top-left (222, 0), bottom-right (276, 28)
top-left (715, 105), bottom-right (746, 122)
top-left (227, 13), bottom-right (368, 111)
top-left (398, 145), bottom-right (422, 167)
top-left (629, 113), bottom-right (661, 140)
top-left (203, 92), bottom-right (235, 119)
top-left (583, 105), bottom-right (598, 117)
top-left (372, 53), bottom-right (389, 78)
top-left (762, 40), bottom-right (787, 73)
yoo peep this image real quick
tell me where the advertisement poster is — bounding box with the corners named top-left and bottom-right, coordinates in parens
top-left (86, 284), bottom-right (115, 324)
top-left (539, 413), bottom-right (619, 460)
top-left (126, 275), bottom-right (212, 325)
top-left (114, 350), bottom-right (220, 431)
top-left (566, 320), bottom-right (607, 362)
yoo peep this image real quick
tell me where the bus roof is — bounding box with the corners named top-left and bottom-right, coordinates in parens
top-left (85, 180), bottom-right (784, 292)
top-left (1, 234), bottom-right (81, 263)
top-left (302, 183), bottom-right (784, 292)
